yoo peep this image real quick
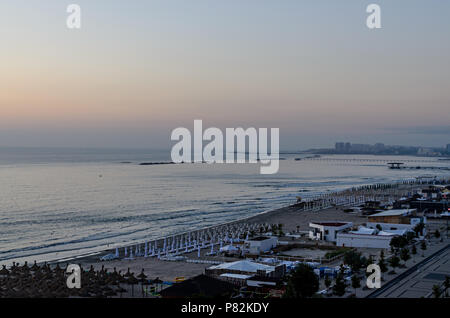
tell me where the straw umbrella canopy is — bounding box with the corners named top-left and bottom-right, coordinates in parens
top-left (30, 261), bottom-right (40, 272)
top-left (126, 274), bottom-right (139, 297)
top-left (137, 269), bottom-right (147, 282)
top-left (0, 265), bottom-right (9, 276)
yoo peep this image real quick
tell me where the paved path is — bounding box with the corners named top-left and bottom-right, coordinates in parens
top-left (367, 243), bottom-right (450, 298)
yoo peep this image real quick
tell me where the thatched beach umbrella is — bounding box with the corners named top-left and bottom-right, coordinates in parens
top-left (137, 269), bottom-right (148, 297)
top-left (31, 260), bottom-right (39, 272)
top-left (127, 274), bottom-right (139, 297)
top-left (0, 265), bottom-right (10, 276)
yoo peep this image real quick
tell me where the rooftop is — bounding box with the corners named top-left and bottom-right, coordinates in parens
top-left (310, 222), bottom-right (351, 227)
top-left (369, 209), bottom-right (415, 217)
top-left (209, 260), bottom-right (275, 273)
top-left (219, 273), bottom-right (252, 280)
top-left (247, 236), bottom-right (272, 241)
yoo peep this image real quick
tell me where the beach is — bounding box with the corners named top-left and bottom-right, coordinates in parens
top-left (72, 181), bottom-right (435, 284)
top-left (2, 177), bottom-right (449, 298)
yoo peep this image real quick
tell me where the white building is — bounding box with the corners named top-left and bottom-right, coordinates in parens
top-left (366, 222), bottom-right (415, 232)
top-left (219, 244), bottom-right (240, 254)
top-left (245, 236), bottom-right (278, 254)
top-left (336, 232), bottom-right (394, 249)
top-left (309, 222), bottom-right (353, 242)
top-left (336, 225), bottom-right (402, 249)
top-left (206, 260), bottom-right (275, 277)
top-left (367, 220), bottom-right (426, 236)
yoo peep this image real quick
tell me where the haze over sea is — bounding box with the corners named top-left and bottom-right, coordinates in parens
top-left (1, 147), bottom-right (449, 265)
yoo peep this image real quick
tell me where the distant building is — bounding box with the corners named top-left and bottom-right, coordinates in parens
top-left (335, 224), bottom-right (414, 248)
top-left (345, 142), bottom-right (351, 153)
top-left (206, 260), bottom-right (275, 277)
top-left (447, 144), bottom-right (450, 154)
top-left (308, 222), bottom-right (353, 242)
top-left (351, 143), bottom-right (371, 153)
top-left (336, 231), bottom-right (395, 249)
top-left (335, 142), bottom-right (346, 153)
top-left (366, 222), bottom-right (415, 232)
top-left (367, 209), bottom-right (416, 224)
top-left (244, 236), bottom-right (277, 254)
top-left (420, 186), bottom-right (442, 200)
top-left (417, 147), bottom-right (441, 156)
top-left (374, 143), bottom-right (385, 152)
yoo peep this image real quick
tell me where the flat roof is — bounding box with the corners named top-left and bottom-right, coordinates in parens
top-left (248, 236), bottom-right (272, 241)
top-left (369, 209), bottom-right (414, 217)
top-left (220, 273), bottom-right (252, 279)
top-left (311, 222), bottom-right (351, 227)
top-left (209, 260), bottom-right (275, 273)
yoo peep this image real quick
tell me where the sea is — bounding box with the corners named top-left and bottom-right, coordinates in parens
top-left (1, 147), bottom-right (449, 265)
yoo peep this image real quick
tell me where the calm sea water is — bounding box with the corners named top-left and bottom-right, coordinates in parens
top-left (1, 148), bottom-right (449, 265)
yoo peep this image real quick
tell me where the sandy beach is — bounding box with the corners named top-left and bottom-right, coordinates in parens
top-left (77, 205), bottom-right (366, 282)
top-left (69, 182), bottom-right (428, 286)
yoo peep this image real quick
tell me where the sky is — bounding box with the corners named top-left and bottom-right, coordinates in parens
top-left (0, 0), bottom-right (449, 150)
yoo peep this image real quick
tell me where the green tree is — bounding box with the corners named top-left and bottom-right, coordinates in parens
top-left (390, 235), bottom-right (408, 253)
top-left (378, 251), bottom-right (388, 273)
top-left (388, 256), bottom-right (400, 273)
top-left (343, 250), bottom-right (364, 272)
top-left (434, 229), bottom-right (440, 238)
top-left (332, 267), bottom-right (347, 297)
top-left (376, 224), bottom-right (382, 231)
top-left (413, 223), bottom-right (425, 237)
top-left (405, 231), bottom-right (416, 243)
top-left (360, 256), bottom-right (369, 269)
top-left (351, 275), bottom-right (361, 294)
top-left (400, 248), bottom-right (410, 265)
top-left (411, 244), bottom-right (417, 255)
top-left (284, 264), bottom-right (319, 298)
top-left (432, 285), bottom-right (441, 298)
top-left (420, 240), bottom-right (427, 251)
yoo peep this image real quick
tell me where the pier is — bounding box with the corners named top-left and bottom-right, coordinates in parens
top-left (388, 162), bottom-right (404, 169)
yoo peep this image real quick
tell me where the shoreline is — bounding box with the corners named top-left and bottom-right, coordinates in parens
top-left (3, 176), bottom-right (449, 268)
top-left (54, 177), bottom-right (448, 266)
